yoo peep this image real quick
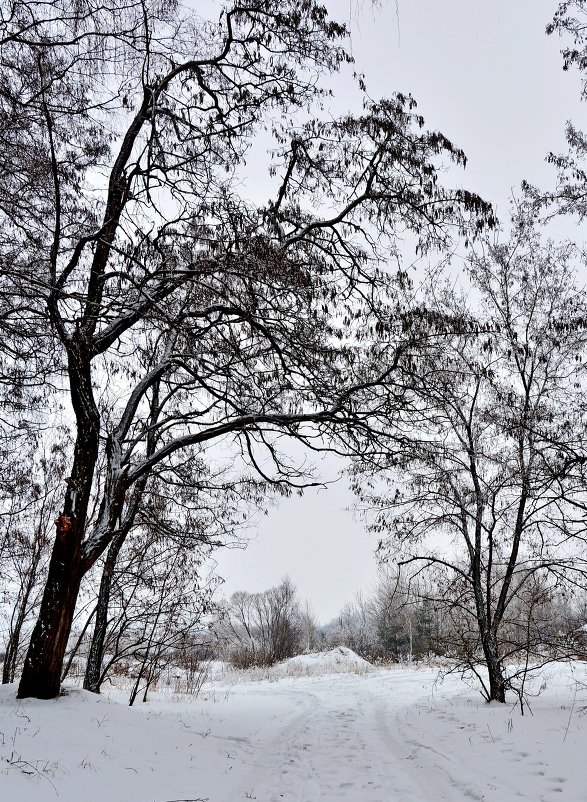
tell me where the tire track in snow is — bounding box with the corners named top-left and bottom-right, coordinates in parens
top-left (375, 702), bottom-right (487, 802)
top-left (226, 674), bottom-right (445, 802)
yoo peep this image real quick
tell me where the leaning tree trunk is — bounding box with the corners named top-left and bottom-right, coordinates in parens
top-left (84, 529), bottom-right (126, 693)
top-left (84, 467), bottom-right (151, 693)
top-left (16, 517), bottom-right (84, 698)
top-left (17, 350), bottom-right (100, 699)
top-left (16, 63), bottom-right (152, 700)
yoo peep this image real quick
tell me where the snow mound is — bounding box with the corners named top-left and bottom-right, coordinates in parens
top-left (283, 646), bottom-right (373, 674)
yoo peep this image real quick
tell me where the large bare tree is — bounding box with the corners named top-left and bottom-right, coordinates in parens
top-left (0, 0), bottom-right (493, 699)
top-left (353, 226), bottom-right (587, 702)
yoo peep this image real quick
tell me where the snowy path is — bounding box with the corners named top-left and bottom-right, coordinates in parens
top-left (224, 672), bottom-right (488, 802)
top-left (2, 663), bottom-right (587, 801)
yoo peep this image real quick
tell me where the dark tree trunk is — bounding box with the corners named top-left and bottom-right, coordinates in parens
top-left (17, 522), bottom-right (83, 698)
top-left (17, 349), bottom-right (99, 699)
top-left (482, 634), bottom-right (506, 703)
top-left (84, 530), bottom-right (126, 693)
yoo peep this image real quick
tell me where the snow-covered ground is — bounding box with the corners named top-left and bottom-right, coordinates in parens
top-left (1, 656), bottom-right (587, 801)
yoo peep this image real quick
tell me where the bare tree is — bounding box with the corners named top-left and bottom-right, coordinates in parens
top-left (1, 439), bottom-right (66, 683)
top-left (76, 529), bottom-right (217, 703)
top-left (0, 0), bottom-right (494, 699)
top-left (219, 577), bottom-right (302, 667)
top-left (354, 225), bottom-right (587, 701)
top-left (325, 593), bottom-right (376, 659)
top-left (299, 599), bottom-right (319, 653)
top-left (83, 461), bottom-right (264, 692)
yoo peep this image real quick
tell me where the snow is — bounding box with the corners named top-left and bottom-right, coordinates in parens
top-left (282, 646), bottom-right (373, 673)
top-left (1, 659), bottom-right (587, 801)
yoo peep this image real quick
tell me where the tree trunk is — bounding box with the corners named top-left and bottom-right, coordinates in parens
top-left (17, 349), bottom-right (100, 699)
top-left (483, 634), bottom-right (506, 703)
top-left (128, 653), bottom-right (149, 707)
top-left (3, 600), bottom-right (28, 684)
top-left (84, 530), bottom-right (126, 693)
top-left (17, 521), bottom-right (83, 698)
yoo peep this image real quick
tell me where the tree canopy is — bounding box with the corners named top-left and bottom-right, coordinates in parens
top-left (0, 0), bottom-right (494, 699)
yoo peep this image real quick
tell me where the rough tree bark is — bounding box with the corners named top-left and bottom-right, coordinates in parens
top-left (18, 350), bottom-right (100, 699)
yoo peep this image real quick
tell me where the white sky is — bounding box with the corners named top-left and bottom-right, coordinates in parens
top-left (214, 0), bottom-right (585, 623)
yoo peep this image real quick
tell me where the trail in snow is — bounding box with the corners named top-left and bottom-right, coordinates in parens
top-left (225, 672), bottom-right (485, 802)
top-left (1, 662), bottom-right (587, 801)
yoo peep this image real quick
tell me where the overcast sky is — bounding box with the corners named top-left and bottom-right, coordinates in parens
top-left (214, 0), bottom-right (585, 623)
